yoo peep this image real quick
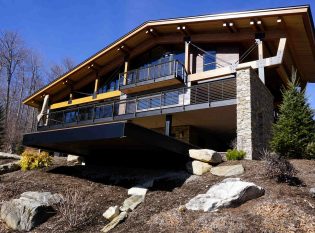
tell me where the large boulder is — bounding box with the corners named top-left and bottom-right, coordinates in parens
top-left (186, 160), bottom-right (211, 176)
top-left (1, 191), bottom-right (63, 231)
top-left (310, 188), bottom-right (315, 198)
top-left (185, 178), bottom-right (265, 212)
top-left (210, 164), bottom-right (244, 177)
top-left (0, 162), bottom-right (20, 175)
top-left (67, 154), bottom-right (83, 165)
top-left (189, 149), bottom-right (222, 164)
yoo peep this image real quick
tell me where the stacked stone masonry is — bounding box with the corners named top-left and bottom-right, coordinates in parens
top-left (236, 68), bottom-right (274, 159)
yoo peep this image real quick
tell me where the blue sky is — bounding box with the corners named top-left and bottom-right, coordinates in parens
top-left (0, 0), bottom-right (314, 108)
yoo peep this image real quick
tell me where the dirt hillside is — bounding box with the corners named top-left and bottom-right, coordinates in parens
top-left (0, 158), bottom-right (315, 233)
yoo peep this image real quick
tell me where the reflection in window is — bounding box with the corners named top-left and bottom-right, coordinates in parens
top-left (64, 111), bottom-right (77, 123)
top-left (203, 50), bottom-right (216, 71)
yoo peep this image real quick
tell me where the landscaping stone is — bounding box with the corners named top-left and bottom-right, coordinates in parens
top-left (101, 211), bottom-right (127, 233)
top-left (103, 206), bottom-right (120, 221)
top-left (185, 178), bottom-right (265, 212)
top-left (310, 188), bottom-right (315, 198)
top-left (0, 152), bottom-right (20, 160)
top-left (186, 160), bottom-right (211, 176)
top-left (128, 187), bottom-right (148, 196)
top-left (67, 154), bottom-right (83, 164)
top-left (120, 195), bottom-right (144, 212)
top-left (1, 191), bottom-right (63, 231)
top-left (210, 164), bottom-right (244, 177)
top-left (0, 162), bottom-right (20, 175)
top-left (189, 149), bottom-right (222, 164)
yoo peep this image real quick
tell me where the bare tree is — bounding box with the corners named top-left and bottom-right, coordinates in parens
top-left (46, 57), bottom-right (75, 83)
top-left (0, 31), bottom-right (27, 123)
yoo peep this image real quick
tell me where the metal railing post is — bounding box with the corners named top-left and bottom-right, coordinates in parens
top-left (135, 97), bottom-right (137, 117)
top-left (221, 81), bottom-right (224, 100)
top-left (112, 102), bottom-right (115, 118)
top-left (62, 110), bottom-right (65, 126)
top-left (182, 87), bottom-right (185, 108)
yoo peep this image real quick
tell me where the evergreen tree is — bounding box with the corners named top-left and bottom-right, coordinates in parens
top-left (271, 71), bottom-right (315, 158)
top-left (0, 105), bottom-right (5, 150)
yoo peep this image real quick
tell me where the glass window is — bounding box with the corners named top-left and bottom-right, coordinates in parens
top-left (203, 50), bottom-right (216, 71)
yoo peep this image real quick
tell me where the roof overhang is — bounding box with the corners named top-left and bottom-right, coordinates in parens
top-left (23, 5), bottom-right (315, 108)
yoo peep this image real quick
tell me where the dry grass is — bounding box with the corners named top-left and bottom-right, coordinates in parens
top-left (46, 188), bottom-right (93, 232)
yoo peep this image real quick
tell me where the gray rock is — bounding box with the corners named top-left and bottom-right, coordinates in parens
top-left (103, 206), bottom-right (120, 221)
top-left (310, 188), bottom-right (315, 198)
top-left (186, 160), bottom-right (211, 176)
top-left (189, 149), bottom-right (222, 164)
top-left (0, 162), bottom-right (20, 175)
top-left (67, 154), bottom-right (83, 164)
top-left (101, 211), bottom-right (127, 233)
top-left (20, 191), bottom-right (63, 206)
top-left (0, 191), bottom-right (63, 231)
top-left (120, 195), bottom-right (144, 212)
top-left (185, 178), bottom-right (264, 212)
top-left (0, 152), bottom-right (20, 160)
top-left (127, 187), bottom-right (148, 196)
top-left (210, 164), bottom-right (244, 177)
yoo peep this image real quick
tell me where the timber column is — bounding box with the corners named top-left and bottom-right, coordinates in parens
top-left (236, 67), bottom-right (274, 159)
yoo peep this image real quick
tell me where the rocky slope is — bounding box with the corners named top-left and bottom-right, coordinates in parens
top-left (0, 158), bottom-right (314, 233)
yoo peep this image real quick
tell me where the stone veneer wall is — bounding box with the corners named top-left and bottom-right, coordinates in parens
top-left (236, 68), bottom-right (274, 159)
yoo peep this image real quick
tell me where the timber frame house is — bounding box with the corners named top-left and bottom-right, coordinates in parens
top-left (23, 5), bottom-right (315, 159)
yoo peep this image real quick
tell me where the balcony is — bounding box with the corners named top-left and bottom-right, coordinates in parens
top-left (119, 60), bottom-right (187, 94)
top-left (37, 77), bottom-right (236, 131)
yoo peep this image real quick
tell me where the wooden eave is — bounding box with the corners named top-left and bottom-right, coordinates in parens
top-left (23, 5), bottom-right (315, 108)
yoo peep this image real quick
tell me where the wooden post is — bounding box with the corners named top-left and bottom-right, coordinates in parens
top-left (165, 114), bottom-right (172, 136)
top-left (257, 39), bottom-right (265, 83)
top-left (123, 59), bottom-right (129, 85)
top-left (68, 92), bottom-right (73, 104)
top-left (93, 76), bottom-right (99, 99)
top-left (184, 39), bottom-right (190, 74)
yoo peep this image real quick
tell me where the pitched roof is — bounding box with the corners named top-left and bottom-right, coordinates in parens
top-left (23, 5), bottom-right (315, 108)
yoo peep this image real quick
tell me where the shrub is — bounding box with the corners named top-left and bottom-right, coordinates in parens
top-left (49, 188), bottom-right (93, 232)
top-left (20, 150), bottom-right (52, 171)
top-left (226, 149), bottom-right (246, 160)
top-left (262, 150), bottom-right (299, 184)
top-left (306, 142), bottom-right (315, 159)
top-left (271, 71), bottom-right (315, 158)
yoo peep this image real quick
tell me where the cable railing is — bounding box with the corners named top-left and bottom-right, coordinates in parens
top-left (119, 60), bottom-right (187, 87)
top-left (38, 77), bottom-right (236, 130)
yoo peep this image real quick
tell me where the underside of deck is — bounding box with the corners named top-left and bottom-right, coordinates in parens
top-left (23, 122), bottom-right (198, 158)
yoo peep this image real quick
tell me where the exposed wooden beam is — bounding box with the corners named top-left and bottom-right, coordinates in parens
top-left (145, 28), bottom-right (159, 37)
top-left (256, 39), bottom-right (265, 83)
top-left (185, 40), bottom-right (190, 74)
top-left (223, 21), bottom-right (238, 33)
top-left (256, 18), bottom-right (265, 31)
top-left (177, 25), bottom-right (190, 36)
top-left (189, 37), bottom-right (287, 82)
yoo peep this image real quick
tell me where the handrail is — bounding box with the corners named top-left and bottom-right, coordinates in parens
top-left (38, 77), bottom-right (236, 130)
top-left (119, 60), bottom-right (187, 87)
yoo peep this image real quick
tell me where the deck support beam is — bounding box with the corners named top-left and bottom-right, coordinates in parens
top-left (185, 38), bottom-right (191, 74)
top-left (93, 77), bottom-right (99, 99)
top-left (165, 114), bottom-right (172, 136)
top-left (256, 38), bottom-right (265, 83)
top-left (37, 94), bottom-right (50, 125)
top-left (189, 37), bottom-right (287, 82)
